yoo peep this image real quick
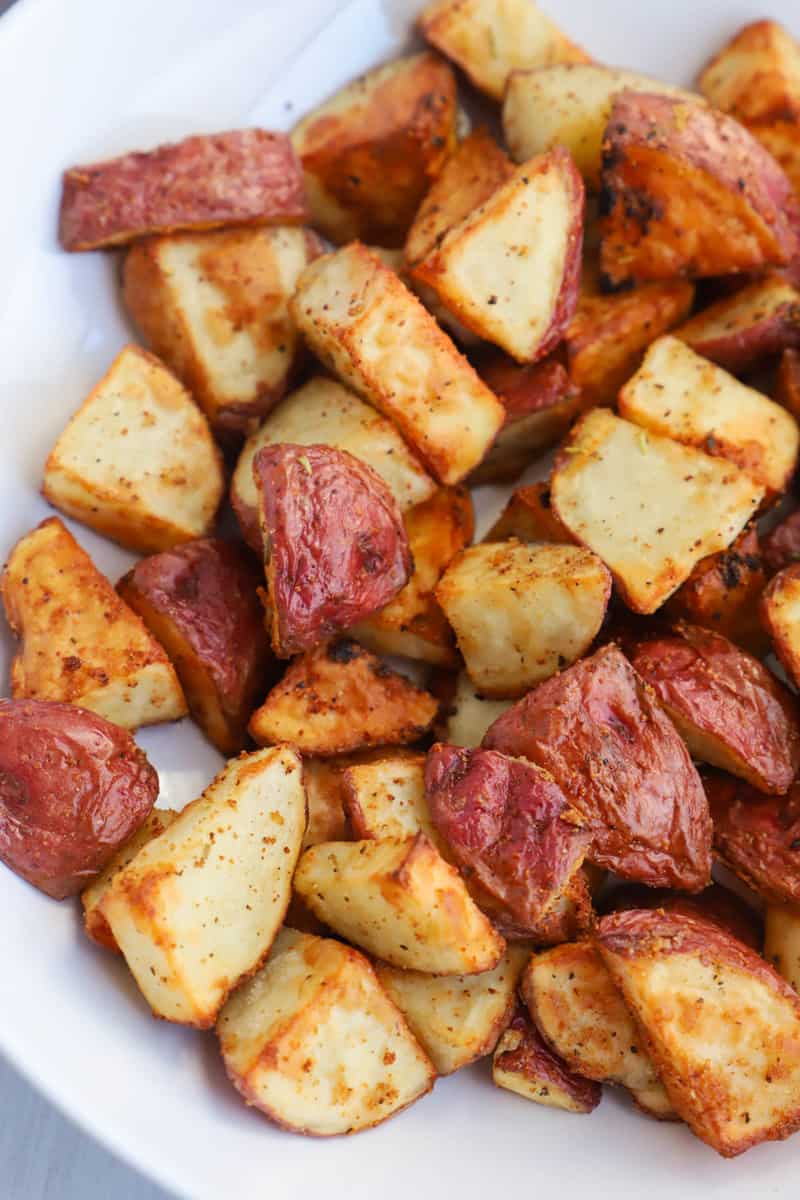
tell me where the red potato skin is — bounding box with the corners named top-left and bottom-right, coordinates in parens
top-left (532, 148), bottom-right (585, 363)
top-left (483, 644), bottom-right (712, 891)
top-left (425, 743), bottom-right (591, 938)
top-left (0, 699), bottom-right (158, 899)
top-left (601, 882), bottom-right (763, 951)
top-left (763, 510), bottom-right (800, 574)
top-left (775, 347), bottom-right (800, 421)
top-left (59, 130), bottom-right (308, 251)
top-left (476, 355), bottom-right (576, 425)
top-left (496, 1009), bottom-right (602, 1114)
top-left (675, 278), bottom-right (800, 373)
top-left (705, 771), bottom-right (800, 906)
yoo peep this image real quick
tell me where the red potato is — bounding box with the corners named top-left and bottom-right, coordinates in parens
top-left (776, 347), bottom-right (800, 421)
top-left (761, 563), bottom-right (800, 687)
top-left (59, 130), bottom-right (307, 251)
top-left (601, 882), bottom-right (763, 951)
top-left (483, 644), bottom-right (712, 890)
top-left (629, 623), bottom-right (800, 795)
top-left (673, 274), bottom-right (800, 373)
top-left (493, 1008), bottom-right (602, 1114)
top-left (0, 699), bottom-right (158, 899)
top-left (253, 444), bottom-right (411, 658)
top-left (763, 510), bottom-right (800, 574)
top-left (705, 771), bottom-right (800, 906)
top-left (117, 539), bottom-right (275, 755)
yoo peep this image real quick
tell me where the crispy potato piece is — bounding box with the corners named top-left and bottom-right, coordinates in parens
top-left (629, 623), bottom-right (800, 794)
top-left (418, 0), bottom-right (589, 102)
top-left (493, 1008), bottom-right (602, 1113)
top-left (433, 670), bottom-right (514, 748)
top-left (762, 563), bottom-right (800, 687)
top-left (342, 752), bottom-right (438, 844)
top-left (673, 275), bottom-right (800, 373)
top-left (551, 408), bottom-right (764, 613)
top-left (42, 346), bottom-right (223, 553)
top-left (377, 945), bottom-right (530, 1075)
top-left (101, 746), bottom-right (306, 1027)
top-left (484, 644), bottom-right (712, 890)
top-left (619, 336), bottom-right (799, 497)
top-left (705, 772), bottom-right (800, 906)
top-left (118, 539), bottom-right (274, 755)
top-left (291, 244), bottom-right (505, 485)
top-left (436, 541), bottom-right (611, 697)
top-left (1, 517), bottom-right (186, 729)
top-left (291, 53), bottom-right (457, 246)
top-left (302, 758), bottom-right (352, 851)
top-left (59, 129), bottom-right (307, 251)
top-left (596, 908), bottom-right (800, 1156)
top-left (412, 149), bottom-right (584, 363)
top-left (218, 929), bottom-right (435, 1135)
top-left (765, 904), bottom-right (800, 992)
top-left (776, 347), bottom-right (800, 421)
top-left (294, 834), bottom-right (505, 974)
top-left (486, 481), bottom-right (574, 545)
top-left (248, 640), bottom-right (438, 756)
top-left (754, 122), bottom-right (800, 197)
top-left (599, 92), bottom-right (798, 287)
top-left (764, 511), bottom-right (800, 574)
top-left (698, 20), bottom-right (800, 126)
top-left (601, 882), bottom-right (763, 952)
top-left (122, 227), bottom-right (321, 437)
top-left (231, 376), bottom-right (435, 551)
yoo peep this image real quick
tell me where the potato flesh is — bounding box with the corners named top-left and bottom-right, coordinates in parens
top-left (439, 671), bottom-right (514, 748)
top-left (492, 1011), bottom-right (602, 1113)
top-left (766, 905), bottom-right (800, 993)
top-left (343, 753), bottom-right (439, 842)
top-left (698, 19), bottom-right (800, 125)
top-left (762, 564), bottom-right (800, 688)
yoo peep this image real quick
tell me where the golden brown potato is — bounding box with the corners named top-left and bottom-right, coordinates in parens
top-left (433, 670), bottom-right (514, 748)
top-left (673, 274), bottom-right (800, 374)
top-left (753, 122), bottom-right (800, 198)
top-left (699, 20), bottom-right (800, 125)
top-left (248, 640), bottom-right (438, 755)
top-left (776, 347), bottom-right (800, 422)
top-left (294, 834), bottom-right (506, 974)
top-left (291, 244), bottom-right (505, 485)
top-left (765, 904), bottom-right (800, 992)
top-left (342, 752), bottom-right (439, 843)
top-left (301, 758), bottom-right (352, 851)
top-left (42, 346), bottom-right (223, 554)
top-left (486, 481), bottom-right (575, 545)
top-left (761, 563), bottom-right (800, 688)
top-left (1, 517), bottom-right (186, 730)
top-left (101, 746), bottom-right (306, 1028)
top-left (291, 53), bottom-right (457, 246)
top-left (493, 1008), bottom-right (602, 1114)
top-left (551, 408), bottom-right (764, 614)
top-left (218, 929), bottom-right (436, 1135)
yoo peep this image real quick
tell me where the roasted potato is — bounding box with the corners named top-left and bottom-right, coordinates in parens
top-left (436, 540), bottom-right (611, 697)
top-left (596, 908), bottom-right (800, 1156)
top-left (291, 52), bottom-right (457, 246)
top-left (1, 517), bottom-right (186, 729)
top-left (755, 122), bottom-right (800, 200)
top-left (673, 275), bottom-right (800, 373)
top-left (291, 243), bottom-right (505, 485)
top-left (218, 929), bottom-right (436, 1135)
top-left (486, 481), bottom-right (574, 545)
top-left (294, 834), bottom-right (506, 974)
top-left (248, 640), bottom-right (438, 756)
top-left (699, 19), bottom-right (800, 126)
top-left (101, 746), bottom-right (306, 1027)
top-left (765, 904), bottom-right (800, 993)
top-left (493, 1008), bottom-right (602, 1114)
top-left (764, 511), bottom-right (800, 575)
top-left (705, 772), bottom-right (800, 907)
top-left (0, 699), bottom-right (158, 900)
top-left (762, 563), bottom-right (800, 687)
top-left (601, 882), bottom-right (763, 952)
top-left (42, 346), bottom-right (224, 553)
top-left (302, 758), bottom-right (353, 851)
top-left (776, 347), bottom-right (800, 421)
top-left (122, 226), bottom-right (321, 437)
top-left (59, 129), bottom-right (307, 251)
top-left (484, 644), bottom-right (712, 890)
top-left (342, 752), bottom-right (438, 843)
top-left (433, 670), bottom-right (514, 748)
top-left (550, 408), bottom-right (764, 614)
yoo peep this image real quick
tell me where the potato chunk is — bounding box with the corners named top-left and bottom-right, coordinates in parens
top-left (673, 275), bottom-right (800, 373)
top-left (596, 908), bottom-right (800, 1156)
top-left (291, 53), bottom-right (457, 246)
top-left (550, 408), bottom-right (763, 613)
top-left (101, 746), bottom-right (306, 1027)
top-left (602, 881), bottom-right (763, 952)
top-left (762, 563), bottom-right (800, 687)
top-left (248, 640), bottom-right (438, 756)
top-left (493, 1009), bottom-right (602, 1114)
top-left (436, 540), bottom-right (611, 697)
top-left (218, 929), bottom-right (435, 1135)
top-left (301, 757), bottom-right (354, 850)
top-left (434, 670), bottom-right (513, 748)
top-left (486, 481), bottom-right (574, 545)
top-left (776, 348), bottom-right (800, 422)
top-left (705, 772), bottom-right (800, 907)
top-left (765, 904), bottom-right (800, 993)
top-left (699, 20), bottom-right (800, 126)
top-left (619, 336), bottom-right (799, 497)
top-left (764, 511), bottom-right (800, 574)
top-left (1, 517), bottom-right (186, 729)
top-left (43, 346), bottom-right (223, 553)
top-left (291, 243), bottom-right (505, 485)
top-left (122, 227), bottom-right (320, 437)
top-left (342, 752), bottom-right (438, 843)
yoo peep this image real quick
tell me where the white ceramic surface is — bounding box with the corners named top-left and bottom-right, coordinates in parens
top-left (0, 1), bottom-right (797, 1197)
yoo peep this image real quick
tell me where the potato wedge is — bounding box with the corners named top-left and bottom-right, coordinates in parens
top-left (493, 1009), bottom-right (602, 1114)
top-left (101, 746), bottom-right (306, 1027)
top-left (698, 19), bottom-right (800, 126)
top-left (302, 758), bottom-right (353, 851)
top-left (754, 121), bottom-right (800, 198)
top-left (550, 408), bottom-right (764, 613)
top-left (434, 670), bottom-right (514, 748)
top-left (596, 908), bottom-right (800, 1156)
top-left (486, 481), bottom-right (574, 545)
top-left (291, 52), bottom-right (457, 246)
top-left (762, 563), bottom-right (800, 687)
top-left (765, 904), bottom-right (800, 992)
top-left (673, 275), bottom-right (800, 373)
top-left (705, 772), bottom-right (800, 907)
top-left (294, 834), bottom-right (505, 974)
top-left (342, 752), bottom-right (438, 843)
top-left (248, 640), bottom-right (438, 755)
top-left (218, 929), bottom-right (436, 1135)
top-left (1, 517), bottom-right (186, 729)
top-left (601, 881), bottom-right (763, 952)
top-left (291, 244), bottom-right (505, 485)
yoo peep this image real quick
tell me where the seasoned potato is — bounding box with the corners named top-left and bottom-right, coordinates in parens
top-left (436, 540), bottom-right (610, 697)
top-left (765, 904), bottom-right (800, 993)
top-left (122, 227), bottom-right (321, 437)
top-left (550, 408), bottom-right (764, 614)
top-left (486, 481), bottom-right (574, 545)
top-left (596, 908), bottom-right (800, 1156)
top-left (619, 336), bottom-right (799, 497)
top-left (434, 670), bottom-right (513, 748)
top-left (101, 746), bottom-right (306, 1027)
top-left (342, 752), bottom-right (439, 843)
top-left (705, 772), bottom-right (800, 907)
top-left (484, 644), bottom-right (713, 890)
top-left (699, 20), bottom-right (800, 125)
top-left (302, 758), bottom-right (353, 851)
top-left (352, 487), bottom-right (474, 667)
top-left (377, 945), bottom-right (530, 1076)
top-left (291, 53), bottom-right (457, 246)
top-left (59, 129), bottom-right (307, 251)
top-left (673, 275), bottom-right (800, 373)
top-left (291, 244), bottom-right (505, 485)
top-left (762, 564), bottom-right (800, 687)
top-left (601, 881), bottom-right (763, 952)
top-left (776, 347), bottom-right (800, 421)
top-left (42, 346), bottom-right (223, 553)
top-left (294, 834), bottom-right (506, 974)
top-left (1, 517), bottom-right (186, 729)
top-left (231, 376), bottom-right (435, 551)
top-left (248, 640), bottom-right (438, 755)
top-left (754, 121), bottom-right (800, 198)
top-left (493, 1009), bottom-right (602, 1114)
top-left (418, 0), bottom-right (589, 102)
top-left (218, 929), bottom-right (436, 1135)
top-left (413, 149), bottom-right (584, 363)
top-left (763, 510), bottom-right (800, 574)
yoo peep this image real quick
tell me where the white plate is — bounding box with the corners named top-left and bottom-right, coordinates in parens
top-left (0, 0), bottom-right (797, 1196)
